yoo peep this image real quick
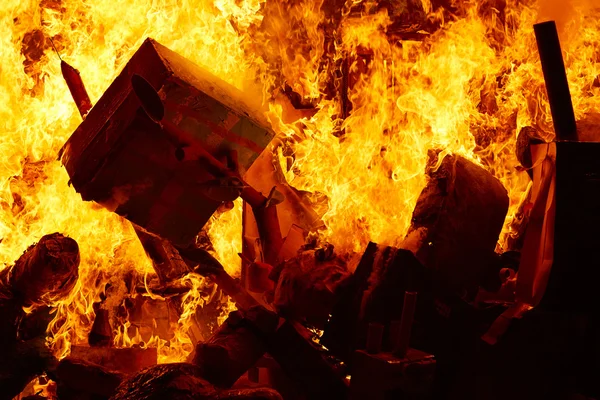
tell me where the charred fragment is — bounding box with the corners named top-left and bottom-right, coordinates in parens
top-left (0, 235), bottom-right (78, 396)
top-left (272, 248), bottom-right (349, 327)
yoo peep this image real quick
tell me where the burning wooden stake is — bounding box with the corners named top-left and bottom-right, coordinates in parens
top-left (49, 38), bottom-right (93, 118)
top-left (134, 228), bottom-right (190, 284)
top-left (322, 243), bottom-right (427, 360)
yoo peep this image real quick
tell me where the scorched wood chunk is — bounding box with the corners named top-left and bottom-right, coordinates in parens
top-left (59, 38), bottom-right (276, 247)
top-left (404, 153), bottom-right (509, 296)
top-left (110, 363), bottom-right (282, 400)
top-left (0, 232), bottom-right (79, 306)
top-left (135, 228), bottom-right (190, 284)
top-left (193, 307), bottom-right (279, 388)
top-left (272, 248), bottom-right (349, 328)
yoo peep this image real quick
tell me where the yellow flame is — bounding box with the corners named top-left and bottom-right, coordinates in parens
top-left (2, 0), bottom-right (600, 366)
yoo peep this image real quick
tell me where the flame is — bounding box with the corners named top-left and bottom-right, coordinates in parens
top-left (1, 0), bottom-right (600, 369)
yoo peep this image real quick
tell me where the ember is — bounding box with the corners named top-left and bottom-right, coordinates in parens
top-left (3, 0), bottom-right (600, 399)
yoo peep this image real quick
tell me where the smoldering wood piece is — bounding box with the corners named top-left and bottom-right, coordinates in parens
top-left (0, 233), bottom-right (79, 306)
top-left (193, 306), bottom-right (279, 388)
top-left (54, 358), bottom-right (124, 400)
top-left (109, 363), bottom-right (282, 400)
top-left (321, 243), bottom-right (429, 360)
top-left (60, 38), bottom-right (276, 248)
top-left (404, 153), bottom-right (509, 295)
top-left (267, 321), bottom-right (348, 400)
top-left (272, 248), bottom-right (349, 328)
top-left (69, 346), bottom-right (157, 376)
top-left (134, 228), bottom-right (190, 284)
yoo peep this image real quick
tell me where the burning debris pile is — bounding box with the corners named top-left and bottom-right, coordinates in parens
top-left (3, 0), bottom-right (600, 399)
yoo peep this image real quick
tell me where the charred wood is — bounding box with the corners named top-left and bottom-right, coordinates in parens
top-left (0, 233), bottom-right (79, 306)
top-left (272, 248), bottom-right (349, 328)
top-left (110, 363), bottom-right (282, 400)
top-left (54, 358), bottom-right (124, 400)
top-left (0, 234), bottom-right (79, 398)
top-left (69, 346), bottom-right (157, 376)
top-left (60, 60), bottom-right (93, 118)
top-left (135, 228), bottom-right (190, 284)
top-left (193, 307), bottom-right (278, 388)
top-left (0, 337), bottom-right (57, 400)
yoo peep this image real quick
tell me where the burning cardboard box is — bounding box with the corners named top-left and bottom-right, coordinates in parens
top-left (60, 38), bottom-right (275, 246)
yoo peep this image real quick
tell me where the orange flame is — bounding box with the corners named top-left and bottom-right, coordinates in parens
top-left (1, 0), bottom-right (600, 365)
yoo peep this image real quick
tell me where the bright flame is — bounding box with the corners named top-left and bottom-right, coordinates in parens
top-left (1, 0), bottom-right (599, 366)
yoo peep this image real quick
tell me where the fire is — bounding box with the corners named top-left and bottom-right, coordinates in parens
top-left (1, 0), bottom-right (599, 367)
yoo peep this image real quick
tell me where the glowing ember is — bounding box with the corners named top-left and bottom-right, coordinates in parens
top-left (0, 0), bottom-right (599, 366)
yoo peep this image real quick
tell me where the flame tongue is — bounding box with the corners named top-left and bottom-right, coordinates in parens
top-left (1, 0), bottom-right (599, 364)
